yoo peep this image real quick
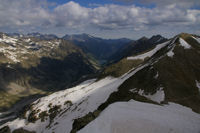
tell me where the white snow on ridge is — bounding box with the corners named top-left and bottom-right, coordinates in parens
top-left (127, 41), bottom-right (170, 60)
top-left (79, 100), bottom-right (200, 133)
top-left (192, 36), bottom-right (200, 44)
top-left (179, 38), bottom-right (191, 49)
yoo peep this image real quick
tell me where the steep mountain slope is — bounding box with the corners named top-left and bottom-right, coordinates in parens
top-left (0, 33), bottom-right (98, 112)
top-left (1, 33), bottom-right (200, 133)
top-left (100, 35), bottom-right (167, 78)
top-left (63, 33), bottom-right (131, 64)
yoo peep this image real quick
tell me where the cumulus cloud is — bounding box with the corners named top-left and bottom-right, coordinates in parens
top-left (0, 0), bottom-right (199, 37)
top-left (52, 2), bottom-right (200, 31)
top-left (114, 0), bottom-right (200, 8)
top-left (54, 1), bottom-right (89, 28)
top-left (0, 0), bottom-right (53, 27)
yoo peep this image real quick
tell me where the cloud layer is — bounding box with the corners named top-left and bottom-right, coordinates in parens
top-left (115, 0), bottom-right (200, 8)
top-left (0, 0), bottom-right (200, 38)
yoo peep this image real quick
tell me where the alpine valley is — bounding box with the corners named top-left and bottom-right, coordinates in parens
top-left (0, 32), bottom-right (200, 133)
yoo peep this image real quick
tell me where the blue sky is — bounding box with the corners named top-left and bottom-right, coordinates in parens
top-left (47, 0), bottom-right (156, 10)
top-left (47, 0), bottom-right (199, 10)
top-left (0, 0), bottom-right (200, 39)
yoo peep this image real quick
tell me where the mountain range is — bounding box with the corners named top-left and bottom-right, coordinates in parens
top-left (62, 33), bottom-right (131, 64)
top-left (0, 32), bottom-right (200, 133)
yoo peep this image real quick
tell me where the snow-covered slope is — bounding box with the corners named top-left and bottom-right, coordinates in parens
top-left (79, 100), bottom-right (200, 133)
top-left (0, 63), bottom-right (147, 133)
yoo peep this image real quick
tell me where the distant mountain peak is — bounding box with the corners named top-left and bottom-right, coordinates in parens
top-left (177, 33), bottom-right (194, 39)
top-left (26, 32), bottom-right (58, 40)
top-left (150, 34), bottom-right (163, 39)
top-left (138, 36), bottom-right (148, 41)
top-left (149, 34), bottom-right (166, 43)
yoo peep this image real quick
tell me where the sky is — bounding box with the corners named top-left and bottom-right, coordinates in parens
top-left (0, 0), bottom-right (200, 39)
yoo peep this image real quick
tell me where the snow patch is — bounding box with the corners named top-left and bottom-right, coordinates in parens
top-left (0, 47), bottom-right (20, 63)
top-left (138, 87), bottom-right (165, 103)
top-left (196, 80), bottom-right (200, 94)
top-left (0, 35), bottom-right (18, 45)
top-left (129, 88), bottom-right (137, 93)
top-left (127, 41), bottom-right (170, 60)
top-left (167, 46), bottom-right (175, 57)
top-left (24, 38), bottom-right (31, 42)
top-left (179, 38), bottom-right (191, 49)
top-left (167, 50), bottom-right (174, 57)
top-left (154, 71), bottom-right (159, 79)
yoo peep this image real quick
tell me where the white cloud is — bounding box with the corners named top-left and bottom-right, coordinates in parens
top-left (54, 1), bottom-right (89, 28)
top-left (0, 0), bottom-right (53, 28)
top-left (114, 0), bottom-right (200, 8)
top-left (0, 0), bottom-right (199, 37)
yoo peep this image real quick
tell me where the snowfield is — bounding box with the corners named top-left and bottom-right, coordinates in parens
top-left (79, 100), bottom-right (200, 133)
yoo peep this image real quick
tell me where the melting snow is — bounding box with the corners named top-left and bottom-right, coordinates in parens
top-left (0, 35), bottom-right (18, 45)
top-left (154, 72), bottom-right (159, 79)
top-left (0, 47), bottom-right (20, 63)
top-left (7, 54), bottom-right (20, 63)
top-left (167, 45), bottom-right (175, 57)
top-left (127, 41), bottom-right (170, 60)
top-left (24, 38), bottom-right (31, 42)
top-left (167, 50), bottom-right (174, 57)
top-left (129, 88), bottom-right (137, 93)
top-left (179, 38), bottom-right (191, 49)
top-left (79, 100), bottom-right (200, 133)
top-left (138, 87), bottom-right (165, 103)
